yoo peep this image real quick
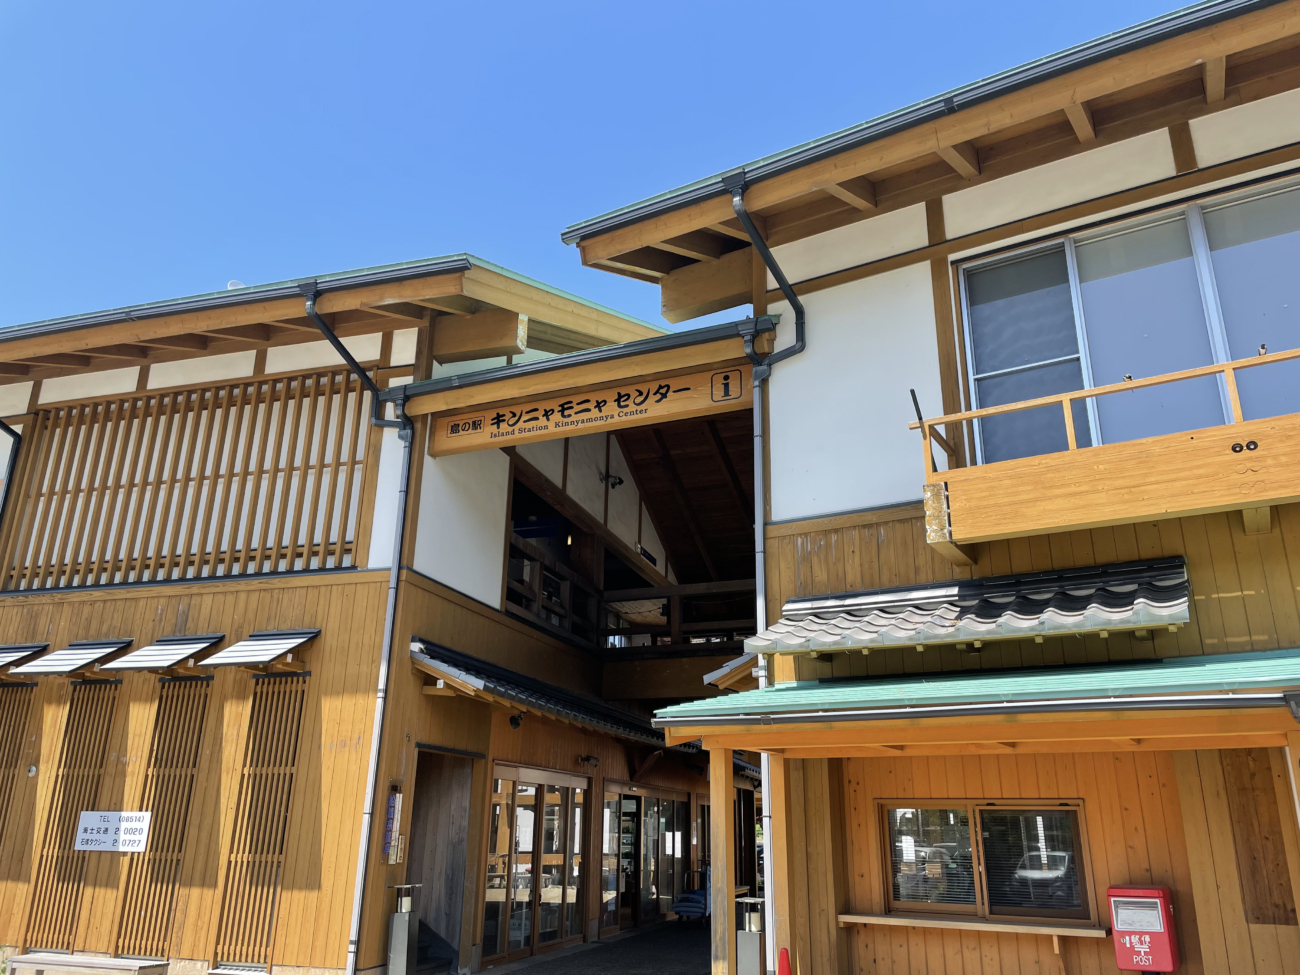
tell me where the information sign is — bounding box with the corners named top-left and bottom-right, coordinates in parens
top-left (74, 811), bottom-right (152, 852)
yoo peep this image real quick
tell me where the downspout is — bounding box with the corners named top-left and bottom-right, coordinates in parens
top-left (722, 171), bottom-right (806, 975)
top-left (301, 284), bottom-right (413, 975)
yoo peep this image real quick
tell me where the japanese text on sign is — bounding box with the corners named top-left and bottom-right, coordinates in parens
top-left (432, 365), bottom-right (751, 456)
top-left (74, 811), bottom-right (152, 852)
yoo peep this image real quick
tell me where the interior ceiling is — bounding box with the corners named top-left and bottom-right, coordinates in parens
top-left (617, 410), bottom-right (755, 585)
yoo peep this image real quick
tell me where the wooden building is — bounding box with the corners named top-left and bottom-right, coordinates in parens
top-left (556, 1), bottom-right (1300, 972)
top-left (0, 254), bottom-right (769, 975)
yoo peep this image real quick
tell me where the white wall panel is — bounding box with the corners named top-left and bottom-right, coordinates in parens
top-left (0, 383), bottom-right (33, 417)
top-left (412, 446), bottom-right (511, 608)
top-left (606, 438), bottom-right (640, 549)
top-left (943, 130), bottom-right (1176, 240)
top-left (367, 427), bottom-right (404, 568)
top-left (1190, 88), bottom-right (1300, 168)
top-left (148, 350), bottom-right (257, 389)
top-left (768, 203), bottom-right (929, 286)
top-left (40, 367), bottom-right (140, 404)
top-left (265, 333), bottom-right (384, 374)
top-left (515, 438), bottom-right (565, 486)
top-left (768, 264), bottom-right (941, 521)
top-left (390, 328), bottom-right (419, 367)
top-left (565, 433), bottom-right (607, 522)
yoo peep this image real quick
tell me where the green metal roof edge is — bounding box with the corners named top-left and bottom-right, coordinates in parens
top-left (656, 648), bottom-right (1300, 720)
top-left (562, 0), bottom-right (1285, 245)
top-left (0, 252), bottom-right (662, 342)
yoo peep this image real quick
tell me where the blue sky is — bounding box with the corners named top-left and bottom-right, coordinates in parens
top-left (1, 0), bottom-right (1180, 330)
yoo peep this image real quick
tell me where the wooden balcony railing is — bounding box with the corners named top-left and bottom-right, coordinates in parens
top-left (911, 345), bottom-right (1300, 477)
top-left (504, 533), bottom-right (602, 648)
top-left (0, 369), bottom-right (376, 590)
top-left (911, 347), bottom-right (1300, 559)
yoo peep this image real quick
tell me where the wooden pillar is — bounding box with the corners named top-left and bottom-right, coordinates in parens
top-left (710, 747), bottom-right (735, 975)
top-left (457, 756), bottom-right (490, 971)
top-left (768, 753), bottom-right (791, 964)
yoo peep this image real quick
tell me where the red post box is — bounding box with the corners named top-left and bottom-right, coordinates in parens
top-left (1108, 885), bottom-right (1179, 972)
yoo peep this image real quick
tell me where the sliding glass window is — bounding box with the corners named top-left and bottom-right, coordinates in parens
top-left (959, 177), bottom-right (1300, 462)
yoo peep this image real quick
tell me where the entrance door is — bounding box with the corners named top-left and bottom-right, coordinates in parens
top-left (480, 774), bottom-right (587, 964)
top-left (618, 796), bottom-right (640, 929)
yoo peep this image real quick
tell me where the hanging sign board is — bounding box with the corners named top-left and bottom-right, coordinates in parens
top-left (430, 364), bottom-right (752, 456)
top-left (74, 811), bottom-right (152, 852)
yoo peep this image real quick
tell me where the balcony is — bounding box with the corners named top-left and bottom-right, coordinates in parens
top-left (915, 347), bottom-right (1300, 562)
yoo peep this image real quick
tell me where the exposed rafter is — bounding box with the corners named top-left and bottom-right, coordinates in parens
top-left (1064, 101), bottom-right (1097, 142)
top-left (936, 141), bottom-right (981, 180)
top-left (821, 175), bottom-right (878, 211)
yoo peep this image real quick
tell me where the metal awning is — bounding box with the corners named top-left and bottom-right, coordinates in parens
top-left (12, 639), bottom-right (133, 675)
top-left (655, 647), bottom-right (1300, 728)
top-left (102, 634), bottom-right (225, 671)
top-left (412, 639), bottom-right (666, 746)
top-left (202, 629), bottom-right (319, 668)
top-left (745, 558), bottom-right (1189, 654)
top-left (0, 644), bottom-right (48, 669)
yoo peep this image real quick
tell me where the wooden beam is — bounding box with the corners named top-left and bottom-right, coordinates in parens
top-left (430, 309), bottom-right (527, 364)
top-left (408, 295), bottom-right (477, 316)
top-left (652, 426), bottom-right (719, 581)
top-left (0, 364), bottom-right (30, 377)
top-left (361, 301), bottom-right (429, 321)
top-left (603, 578), bottom-right (755, 601)
top-left (1204, 54), bottom-right (1227, 103)
top-left (661, 246), bottom-right (753, 324)
top-left (822, 175), bottom-right (878, 211)
top-left (705, 419), bottom-right (753, 526)
top-left (653, 230), bottom-right (731, 261)
top-left (204, 323), bottom-right (276, 343)
top-left (937, 141), bottom-right (981, 179)
top-left (1169, 120), bottom-right (1199, 173)
top-left (136, 334), bottom-right (210, 351)
top-left (709, 221), bottom-right (753, 241)
top-left (22, 353), bottom-right (93, 368)
top-left (601, 247), bottom-right (693, 279)
top-left (1064, 101), bottom-right (1096, 143)
top-left (84, 344), bottom-right (152, 360)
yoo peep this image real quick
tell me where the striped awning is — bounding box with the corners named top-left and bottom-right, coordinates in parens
top-left (12, 639), bottom-right (133, 675)
top-left (202, 629), bottom-right (319, 667)
top-left (745, 558), bottom-right (1189, 654)
top-left (102, 634), bottom-right (226, 671)
top-left (0, 644), bottom-right (48, 669)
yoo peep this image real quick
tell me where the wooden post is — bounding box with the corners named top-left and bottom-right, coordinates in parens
top-left (710, 747), bottom-right (735, 975)
top-left (768, 753), bottom-right (792, 965)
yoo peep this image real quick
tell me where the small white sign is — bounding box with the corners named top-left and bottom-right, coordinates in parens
top-left (1112, 897), bottom-right (1164, 932)
top-left (74, 811), bottom-right (152, 852)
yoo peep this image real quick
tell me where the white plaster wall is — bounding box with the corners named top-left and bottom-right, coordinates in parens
top-left (768, 263), bottom-right (941, 521)
top-left (390, 328), bottom-right (419, 366)
top-left (1190, 88), bottom-right (1300, 169)
top-left (0, 383), bottom-right (32, 417)
top-left (411, 446), bottom-right (512, 608)
top-left (943, 130), bottom-right (1176, 240)
top-left (606, 438), bottom-right (640, 549)
top-left (515, 438), bottom-right (565, 486)
top-left (40, 367), bottom-right (139, 404)
top-left (265, 333), bottom-right (384, 374)
top-left (565, 433), bottom-right (607, 522)
top-left (768, 203), bottom-right (929, 286)
top-left (367, 426), bottom-right (405, 568)
top-left (148, 350), bottom-right (257, 389)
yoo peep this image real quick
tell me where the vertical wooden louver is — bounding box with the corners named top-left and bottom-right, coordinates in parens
top-left (214, 674), bottom-right (308, 968)
top-left (25, 680), bottom-right (119, 950)
top-left (0, 685), bottom-right (35, 835)
top-left (0, 369), bottom-right (373, 590)
top-left (116, 678), bottom-right (211, 959)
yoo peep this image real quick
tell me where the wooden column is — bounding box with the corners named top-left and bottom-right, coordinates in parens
top-left (457, 756), bottom-right (491, 971)
top-left (768, 753), bottom-right (792, 966)
top-left (710, 747), bottom-right (735, 975)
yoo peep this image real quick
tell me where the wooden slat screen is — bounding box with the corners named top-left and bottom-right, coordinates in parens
top-left (116, 677), bottom-right (211, 959)
top-left (214, 674), bottom-right (308, 967)
top-left (0, 684), bottom-right (34, 836)
top-left (25, 680), bottom-right (119, 950)
top-left (0, 369), bottom-right (373, 590)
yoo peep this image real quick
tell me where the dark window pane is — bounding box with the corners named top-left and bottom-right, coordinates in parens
top-left (1205, 187), bottom-right (1300, 421)
top-left (1077, 217), bottom-right (1225, 442)
top-left (976, 361), bottom-right (1092, 463)
top-left (980, 809), bottom-right (1088, 919)
top-left (968, 249), bottom-right (1079, 375)
top-left (887, 807), bottom-right (976, 907)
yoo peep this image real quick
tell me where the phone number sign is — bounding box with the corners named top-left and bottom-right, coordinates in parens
top-left (431, 365), bottom-right (751, 456)
top-left (74, 811), bottom-right (152, 852)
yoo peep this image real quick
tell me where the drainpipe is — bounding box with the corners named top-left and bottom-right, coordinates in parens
top-left (301, 284), bottom-right (413, 975)
top-left (722, 171), bottom-right (806, 975)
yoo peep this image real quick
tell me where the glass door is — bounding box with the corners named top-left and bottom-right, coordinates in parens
top-left (481, 780), bottom-right (514, 959)
top-left (601, 792), bottom-right (619, 932)
top-left (618, 797), bottom-right (639, 929)
top-left (508, 784), bottom-right (537, 957)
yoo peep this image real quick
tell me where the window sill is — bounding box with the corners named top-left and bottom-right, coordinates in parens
top-left (838, 913), bottom-right (1109, 951)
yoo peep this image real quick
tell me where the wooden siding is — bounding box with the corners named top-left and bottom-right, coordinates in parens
top-left (767, 500), bottom-right (1300, 683)
top-left (0, 570), bottom-right (387, 969)
top-left (0, 369), bottom-right (376, 590)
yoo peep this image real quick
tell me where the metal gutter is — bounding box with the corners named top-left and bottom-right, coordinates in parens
top-left (0, 256), bottom-right (474, 343)
top-left (561, 0), bottom-right (1286, 245)
top-left (384, 315), bottom-right (776, 401)
top-left (654, 692), bottom-right (1292, 728)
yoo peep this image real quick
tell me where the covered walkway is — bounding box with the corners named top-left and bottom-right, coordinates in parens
top-left (483, 921), bottom-right (709, 975)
